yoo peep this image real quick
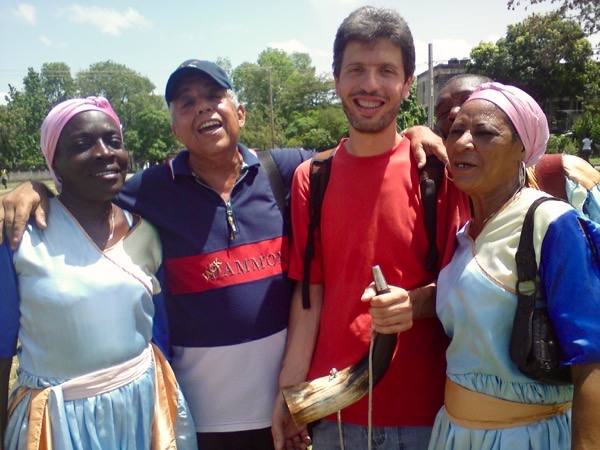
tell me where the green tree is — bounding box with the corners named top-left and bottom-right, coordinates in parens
top-left (507, 0), bottom-right (600, 35)
top-left (468, 13), bottom-right (596, 123)
top-left (125, 107), bottom-right (177, 166)
top-left (232, 48), bottom-right (334, 149)
top-left (4, 68), bottom-right (50, 169)
top-left (0, 106), bottom-right (27, 169)
top-left (397, 84), bottom-right (428, 130)
top-left (41, 62), bottom-right (75, 105)
top-left (76, 60), bottom-right (156, 131)
top-left (572, 112), bottom-right (600, 146)
top-left (284, 107), bottom-right (347, 150)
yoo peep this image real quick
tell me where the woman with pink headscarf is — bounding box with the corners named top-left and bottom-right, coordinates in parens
top-left (0, 97), bottom-right (197, 450)
top-left (428, 83), bottom-right (600, 449)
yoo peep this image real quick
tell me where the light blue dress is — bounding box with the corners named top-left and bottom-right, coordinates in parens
top-left (429, 188), bottom-right (600, 450)
top-left (566, 177), bottom-right (600, 223)
top-left (0, 198), bottom-right (197, 450)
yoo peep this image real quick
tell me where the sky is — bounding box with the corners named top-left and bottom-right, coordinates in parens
top-left (1, 0), bottom-right (595, 105)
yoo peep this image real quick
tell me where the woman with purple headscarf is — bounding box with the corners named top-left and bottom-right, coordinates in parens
top-left (0, 98), bottom-right (197, 450)
top-left (428, 83), bottom-right (600, 449)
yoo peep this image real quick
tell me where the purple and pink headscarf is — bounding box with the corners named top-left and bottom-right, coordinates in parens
top-left (464, 82), bottom-right (549, 167)
top-left (40, 96), bottom-right (122, 191)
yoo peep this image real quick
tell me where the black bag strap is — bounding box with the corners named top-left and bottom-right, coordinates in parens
top-left (511, 196), bottom-right (573, 384)
top-left (419, 155), bottom-right (445, 275)
top-left (256, 150), bottom-right (287, 220)
top-left (515, 197), bottom-right (557, 298)
top-left (302, 148), bottom-right (336, 309)
top-left (256, 150), bottom-right (287, 217)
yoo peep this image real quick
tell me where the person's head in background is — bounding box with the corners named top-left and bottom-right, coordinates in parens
top-left (332, 6), bottom-right (415, 137)
top-left (435, 74), bottom-right (492, 140)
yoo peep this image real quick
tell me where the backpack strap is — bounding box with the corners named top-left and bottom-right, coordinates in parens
top-left (419, 155), bottom-right (446, 275)
top-left (256, 150), bottom-right (287, 220)
top-left (302, 148), bottom-right (336, 309)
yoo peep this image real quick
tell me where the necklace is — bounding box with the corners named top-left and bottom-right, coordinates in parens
top-left (470, 187), bottom-right (523, 237)
top-left (108, 204), bottom-right (115, 241)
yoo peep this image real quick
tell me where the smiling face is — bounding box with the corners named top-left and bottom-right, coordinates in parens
top-left (446, 99), bottom-right (524, 199)
top-left (335, 39), bottom-right (413, 135)
top-left (169, 74), bottom-right (245, 159)
top-left (53, 110), bottom-right (128, 203)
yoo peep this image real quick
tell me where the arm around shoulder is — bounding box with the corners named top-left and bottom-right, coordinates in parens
top-left (0, 181), bottom-right (52, 249)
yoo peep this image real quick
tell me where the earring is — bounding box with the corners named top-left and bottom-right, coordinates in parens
top-left (518, 161), bottom-right (526, 188)
top-left (445, 162), bottom-right (454, 182)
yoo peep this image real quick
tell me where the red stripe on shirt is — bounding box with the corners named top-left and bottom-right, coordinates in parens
top-left (165, 237), bottom-right (289, 295)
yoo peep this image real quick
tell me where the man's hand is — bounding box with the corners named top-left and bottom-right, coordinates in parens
top-left (0, 181), bottom-right (51, 250)
top-left (361, 284), bottom-right (413, 334)
top-left (403, 125), bottom-right (448, 168)
top-left (272, 392), bottom-right (311, 450)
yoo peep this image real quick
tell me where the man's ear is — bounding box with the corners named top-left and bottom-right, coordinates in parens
top-left (171, 123), bottom-right (184, 145)
top-left (237, 104), bottom-right (246, 128)
top-left (334, 76), bottom-right (341, 98)
top-left (401, 75), bottom-right (414, 101)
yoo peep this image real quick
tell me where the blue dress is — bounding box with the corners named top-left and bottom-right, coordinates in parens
top-left (566, 177), bottom-right (600, 223)
top-left (0, 198), bottom-right (197, 450)
top-left (429, 188), bottom-right (600, 450)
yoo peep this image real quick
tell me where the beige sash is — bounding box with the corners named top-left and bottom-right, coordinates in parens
top-left (8, 344), bottom-right (178, 450)
top-left (444, 378), bottom-right (571, 430)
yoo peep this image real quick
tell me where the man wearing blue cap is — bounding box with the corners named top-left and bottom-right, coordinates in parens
top-left (118, 59), bottom-right (312, 449)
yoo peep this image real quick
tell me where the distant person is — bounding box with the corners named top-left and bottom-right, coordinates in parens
top-left (0, 97), bottom-right (196, 450)
top-left (581, 135), bottom-right (593, 162)
top-left (429, 81), bottom-right (600, 450)
top-left (1, 169), bottom-right (7, 190)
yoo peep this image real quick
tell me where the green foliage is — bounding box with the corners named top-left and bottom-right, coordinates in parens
top-left (546, 134), bottom-right (579, 154)
top-left (232, 48), bottom-right (335, 149)
top-left (2, 49), bottom-right (433, 169)
top-left (468, 13), bottom-right (593, 108)
top-left (2, 68), bottom-right (49, 169)
top-left (572, 112), bottom-right (600, 144)
top-left (284, 107), bottom-right (347, 150)
top-left (126, 107), bottom-right (178, 165)
top-left (77, 60), bottom-right (156, 132)
top-left (41, 62), bottom-right (76, 105)
top-left (507, 0), bottom-right (600, 35)
top-left (397, 84), bottom-right (428, 130)
top-left (468, 12), bottom-right (598, 132)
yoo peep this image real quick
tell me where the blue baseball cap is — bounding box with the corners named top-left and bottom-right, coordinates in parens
top-left (165, 59), bottom-right (233, 104)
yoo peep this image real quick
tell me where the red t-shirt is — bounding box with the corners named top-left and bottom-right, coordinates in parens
top-left (288, 138), bottom-right (470, 426)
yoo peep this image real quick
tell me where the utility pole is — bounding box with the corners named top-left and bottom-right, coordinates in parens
top-left (268, 68), bottom-right (275, 149)
top-left (428, 43), bottom-right (435, 129)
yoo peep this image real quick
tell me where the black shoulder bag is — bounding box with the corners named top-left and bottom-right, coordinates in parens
top-left (509, 196), bottom-right (572, 385)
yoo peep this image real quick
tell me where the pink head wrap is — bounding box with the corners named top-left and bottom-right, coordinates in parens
top-left (40, 96), bottom-right (122, 191)
top-left (464, 82), bottom-right (549, 167)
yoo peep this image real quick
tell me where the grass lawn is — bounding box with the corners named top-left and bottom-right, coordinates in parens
top-left (2, 179), bottom-right (57, 195)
